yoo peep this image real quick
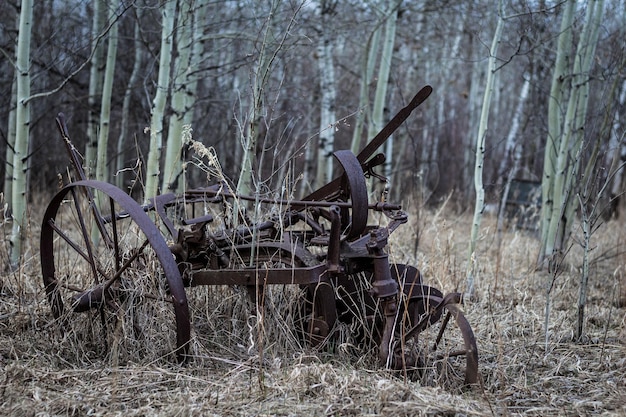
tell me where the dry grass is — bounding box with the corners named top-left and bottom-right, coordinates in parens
top-left (1, 201), bottom-right (625, 416)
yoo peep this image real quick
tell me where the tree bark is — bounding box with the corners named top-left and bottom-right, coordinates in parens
top-left (96, 0), bottom-right (121, 184)
top-left (9, 0), bottom-right (33, 268)
top-left (542, 0), bottom-right (604, 264)
top-left (4, 79), bottom-right (17, 201)
top-left (315, 0), bottom-right (337, 187)
top-left (162, 0), bottom-right (194, 194)
top-left (85, 0), bottom-right (108, 179)
top-left (144, 0), bottom-right (176, 202)
top-left (369, 1), bottom-right (400, 186)
top-left (466, 0), bottom-right (504, 297)
top-left (115, 5), bottom-right (144, 190)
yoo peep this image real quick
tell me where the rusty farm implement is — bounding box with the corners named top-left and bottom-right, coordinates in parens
top-left (40, 86), bottom-right (479, 388)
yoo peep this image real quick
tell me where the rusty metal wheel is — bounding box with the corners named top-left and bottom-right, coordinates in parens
top-left (40, 180), bottom-right (190, 363)
top-left (395, 286), bottom-right (479, 389)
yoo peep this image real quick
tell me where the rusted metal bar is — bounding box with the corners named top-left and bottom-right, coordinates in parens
top-left (303, 85), bottom-right (432, 203)
top-left (187, 263), bottom-right (328, 286)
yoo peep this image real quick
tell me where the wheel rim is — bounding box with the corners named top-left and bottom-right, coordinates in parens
top-left (40, 180), bottom-right (190, 363)
top-left (401, 298), bottom-right (479, 389)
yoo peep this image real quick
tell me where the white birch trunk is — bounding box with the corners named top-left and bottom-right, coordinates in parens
top-left (497, 76), bottom-right (530, 180)
top-left (162, 0), bottom-right (194, 193)
top-left (544, 0), bottom-right (604, 259)
top-left (466, 0), bottom-right (504, 296)
top-left (144, 0), bottom-right (176, 202)
top-left (9, 0), bottom-right (33, 268)
top-left (115, 5), bottom-right (143, 189)
top-left (350, 25), bottom-right (381, 154)
top-left (85, 0), bottom-right (107, 179)
top-left (96, 0), bottom-right (120, 184)
top-left (4, 80), bottom-right (17, 201)
top-left (315, 0), bottom-right (337, 186)
top-left (539, 0), bottom-right (574, 262)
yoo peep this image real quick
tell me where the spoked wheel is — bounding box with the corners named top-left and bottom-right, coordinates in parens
top-left (395, 284), bottom-right (479, 389)
top-left (40, 180), bottom-right (190, 363)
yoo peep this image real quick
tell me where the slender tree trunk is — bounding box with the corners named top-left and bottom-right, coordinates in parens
top-left (315, 0), bottom-right (337, 187)
top-left (162, 0), bottom-right (194, 193)
top-left (96, 0), bottom-right (121, 184)
top-left (144, 0), bottom-right (176, 202)
top-left (350, 23), bottom-right (382, 155)
top-left (539, 0), bottom-right (574, 264)
top-left (607, 79), bottom-right (626, 216)
top-left (542, 0), bottom-right (604, 263)
top-left (116, 6), bottom-right (143, 190)
top-left (464, 54), bottom-right (484, 199)
top-left (466, 0), bottom-right (504, 297)
top-left (236, 0), bottom-right (281, 198)
top-left (85, 0), bottom-right (107, 179)
top-left (368, 1), bottom-right (399, 173)
top-left (9, 0), bottom-right (33, 268)
top-left (496, 76), bottom-right (530, 181)
top-left (183, 1), bottom-right (207, 128)
top-left (4, 79), bottom-right (17, 199)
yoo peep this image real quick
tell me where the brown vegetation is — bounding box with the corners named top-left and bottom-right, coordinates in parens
top-left (1, 201), bottom-right (624, 416)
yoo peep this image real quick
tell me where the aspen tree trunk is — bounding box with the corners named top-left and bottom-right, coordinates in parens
top-left (539, 0), bottom-right (574, 263)
top-left (162, 0), bottom-right (193, 193)
top-left (85, 0), bottom-right (107, 179)
top-left (350, 25), bottom-right (381, 154)
top-left (9, 0), bottom-right (33, 268)
top-left (464, 58), bottom-right (484, 200)
top-left (542, 0), bottom-right (604, 263)
top-left (183, 1), bottom-right (207, 128)
top-left (607, 79), bottom-right (626, 215)
top-left (466, 0), bottom-right (504, 297)
top-left (496, 76), bottom-right (530, 180)
top-left (236, 0), bottom-right (280, 198)
top-left (315, 0), bottom-right (337, 186)
top-left (4, 80), bottom-right (17, 200)
top-left (368, 1), bottom-right (400, 185)
top-left (115, 6), bottom-right (143, 190)
top-left (144, 0), bottom-right (176, 202)
top-left (96, 0), bottom-right (120, 184)
top-left (542, 0), bottom-right (604, 350)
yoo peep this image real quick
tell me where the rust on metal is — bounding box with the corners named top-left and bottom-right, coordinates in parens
top-left (41, 86), bottom-right (479, 387)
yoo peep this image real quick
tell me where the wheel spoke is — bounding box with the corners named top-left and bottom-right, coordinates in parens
top-left (70, 187), bottom-right (100, 285)
top-left (40, 181), bottom-right (189, 363)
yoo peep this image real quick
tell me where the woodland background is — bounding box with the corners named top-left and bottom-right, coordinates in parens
top-left (0, 1), bottom-right (621, 202)
top-left (1, 0), bottom-right (625, 271)
top-left (0, 1), bottom-right (626, 415)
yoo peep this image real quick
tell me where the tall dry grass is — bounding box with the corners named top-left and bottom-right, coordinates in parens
top-left (1, 185), bottom-right (625, 415)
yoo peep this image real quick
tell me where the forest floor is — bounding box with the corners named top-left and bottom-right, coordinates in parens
top-left (1, 203), bottom-right (625, 416)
